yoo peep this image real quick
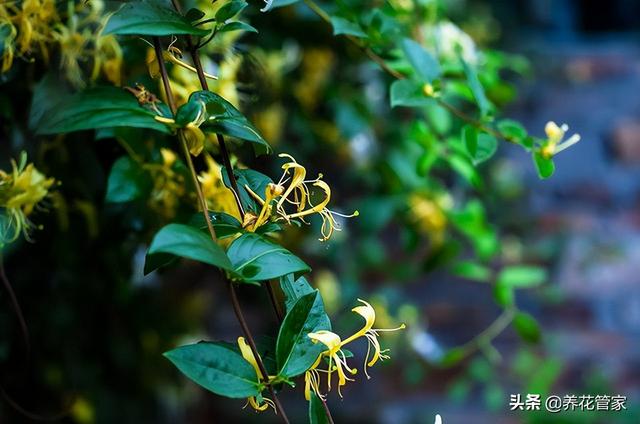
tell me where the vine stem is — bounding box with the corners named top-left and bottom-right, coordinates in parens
top-left (455, 306), bottom-right (516, 360)
top-left (302, 0), bottom-right (516, 144)
top-left (0, 252), bottom-right (30, 356)
top-left (151, 37), bottom-right (290, 423)
top-left (170, 1), bottom-right (284, 323)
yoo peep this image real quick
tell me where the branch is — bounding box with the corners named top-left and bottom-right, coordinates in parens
top-left (302, 0), bottom-right (516, 144)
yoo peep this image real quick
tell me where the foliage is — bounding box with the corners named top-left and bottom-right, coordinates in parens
top-left (0, 0), bottom-right (585, 422)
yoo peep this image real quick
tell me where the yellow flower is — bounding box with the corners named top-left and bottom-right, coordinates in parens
top-left (0, 157), bottom-right (55, 243)
top-left (236, 337), bottom-right (275, 413)
top-left (541, 121), bottom-right (581, 159)
top-left (304, 299), bottom-right (405, 400)
top-left (147, 148), bottom-right (185, 219)
top-left (407, 193), bottom-right (449, 245)
top-left (244, 153), bottom-right (358, 241)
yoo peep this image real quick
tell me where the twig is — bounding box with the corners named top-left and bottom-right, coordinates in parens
top-left (302, 0), bottom-right (515, 143)
top-left (152, 28), bottom-right (290, 423)
top-left (228, 282), bottom-right (290, 423)
top-left (0, 253), bottom-right (30, 356)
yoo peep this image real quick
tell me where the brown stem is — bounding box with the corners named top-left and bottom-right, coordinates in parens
top-left (228, 281), bottom-right (290, 423)
top-left (320, 396), bottom-right (335, 424)
top-left (152, 37), bottom-right (177, 113)
top-left (266, 280), bottom-right (284, 323)
top-left (152, 26), bottom-right (289, 423)
top-left (0, 253), bottom-right (29, 356)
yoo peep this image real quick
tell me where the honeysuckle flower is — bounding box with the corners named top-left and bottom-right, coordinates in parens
top-left (0, 156), bottom-right (55, 243)
top-left (306, 330), bottom-right (358, 398)
top-left (340, 299), bottom-right (406, 378)
top-left (237, 337), bottom-right (275, 413)
top-left (541, 121), bottom-right (581, 159)
top-left (304, 299), bottom-right (405, 399)
top-left (244, 153), bottom-right (358, 241)
top-left (435, 414), bottom-right (443, 424)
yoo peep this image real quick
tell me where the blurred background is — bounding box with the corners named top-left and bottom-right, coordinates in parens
top-left (1, 0), bottom-right (639, 423)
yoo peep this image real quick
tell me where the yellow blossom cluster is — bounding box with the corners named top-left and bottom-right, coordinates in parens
top-left (244, 153), bottom-right (358, 241)
top-left (0, 155), bottom-right (55, 243)
top-left (1, 0), bottom-right (122, 86)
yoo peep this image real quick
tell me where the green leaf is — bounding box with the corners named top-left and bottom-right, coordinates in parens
top-left (497, 119), bottom-right (527, 142)
top-left (184, 8), bottom-right (206, 22)
top-left (104, 1), bottom-right (209, 36)
top-left (269, 0), bottom-right (299, 9)
top-left (493, 282), bottom-right (514, 307)
top-left (146, 223), bottom-right (233, 271)
top-left (279, 274), bottom-right (314, 312)
top-left (188, 211), bottom-right (243, 239)
top-left (461, 59), bottom-right (491, 116)
top-left (215, 0), bottom-right (247, 22)
top-left (309, 392), bottom-right (329, 424)
top-left (105, 157), bottom-right (150, 203)
top-left (179, 91), bottom-right (271, 155)
top-left (227, 233), bottom-right (310, 282)
top-left (447, 154), bottom-right (482, 189)
top-left (35, 87), bottom-right (171, 135)
top-left (440, 347), bottom-right (466, 368)
top-left (330, 16), bottom-right (367, 38)
top-left (513, 312), bottom-right (541, 343)
top-left (390, 79), bottom-right (434, 108)
top-left (401, 38), bottom-right (441, 82)
top-left (533, 151), bottom-right (555, 179)
top-left (462, 125), bottom-right (478, 157)
top-left (497, 266), bottom-right (547, 288)
top-left (452, 261), bottom-right (491, 282)
top-left (164, 342), bottom-right (261, 398)
top-left (472, 133), bottom-right (497, 165)
top-left (276, 291), bottom-right (331, 378)
top-left (221, 167), bottom-right (273, 214)
top-left (218, 21), bottom-right (258, 34)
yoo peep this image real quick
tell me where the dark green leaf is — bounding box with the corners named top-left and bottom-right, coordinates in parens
top-left (309, 392), bottom-right (329, 424)
top-left (330, 16), bottom-right (367, 38)
top-left (280, 274), bottom-right (314, 312)
top-left (185, 8), bottom-right (206, 22)
top-left (461, 59), bottom-right (491, 117)
top-left (533, 151), bottom-right (555, 179)
top-left (401, 38), bottom-right (441, 82)
top-left (390, 79), bottom-right (434, 108)
top-left (188, 211), bottom-right (243, 239)
top-left (146, 224), bottom-right (233, 271)
top-left (105, 157), bottom-right (150, 203)
top-left (513, 312), bottom-right (541, 343)
top-left (35, 87), bottom-right (171, 135)
top-left (221, 167), bottom-right (273, 214)
top-left (179, 91), bottom-right (271, 155)
top-left (215, 0), bottom-right (247, 22)
top-left (497, 266), bottom-right (547, 288)
top-left (227, 233), bottom-right (310, 282)
top-left (276, 291), bottom-right (331, 378)
top-left (164, 342), bottom-right (261, 398)
top-left (104, 1), bottom-right (209, 36)
top-left (218, 21), bottom-right (258, 33)
top-left (462, 125), bottom-right (478, 157)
